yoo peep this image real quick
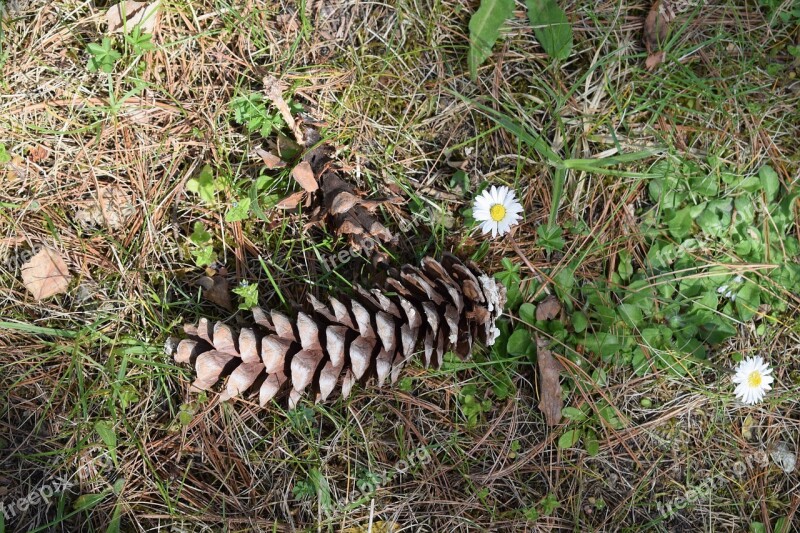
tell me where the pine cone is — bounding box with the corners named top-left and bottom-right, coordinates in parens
top-left (173, 254), bottom-right (505, 408)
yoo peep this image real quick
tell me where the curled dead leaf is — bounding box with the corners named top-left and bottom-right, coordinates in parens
top-left (20, 247), bottom-right (72, 300)
top-left (536, 335), bottom-right (563, 426)
top-left (197, 268), bottom-right (232, 311)
top-left (263, 75), bottom-right (304, 145)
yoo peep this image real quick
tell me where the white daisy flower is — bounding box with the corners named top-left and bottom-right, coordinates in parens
top-left (472, 185), bottom-right (524, 238)
top-left (732, 356), bottom-right (774, 405)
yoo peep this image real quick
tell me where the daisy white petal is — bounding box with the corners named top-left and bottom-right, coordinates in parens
top-left (731, 356), bottom-right (774, 405)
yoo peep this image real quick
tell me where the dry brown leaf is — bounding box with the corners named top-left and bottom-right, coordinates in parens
top-left (330, 191), bottom-right (359, 214)
top-left (263, 75), bottom-right (304, 145)
top-left (28, 145), bottom-right (49, 163)
top-left (20, 247), bottom-right (72, 300)
top-left (275, 191), bottom-right (306, 210)
top-left (342, 522), bottom-right (399, 533)
top-left (291, 161), bottom-right (318, 192)
top-left (197, 268), bottom-right (232, 311)
top-left (106, 1), bottom-right (160, 34)
top-left (3, 154), bottom-right (28, 181)
top-left (254, 148), bottom-right (286, 169)
top-left (536, 335), bottom-right (563, 426)
top-left (643, 0), bottom-right (673, 70)
top-left (75, 186), bottom-right (134, 230)
top-left (645, 51), bottom-right (667, 70)
top-left (535, 295), bottom-right (562, 321)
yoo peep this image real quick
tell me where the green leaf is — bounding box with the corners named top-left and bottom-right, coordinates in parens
top-left (225, 197), bottom-right (251, 222)
top-left (507, 328), bottom-right (533, 355)
top-left (73, 490), bottom-right (110, 512)
top-left (94, 420), bottom-right (117, 463)
top-left (571, 311), bottom-right (588, 333)
top-left (561, 406), bottom-right (587, 422)
top-left (525, 0), bottom-right (573, 60)
top-left (558, 429), bottom-right (581, 449)
top-left (537, 224), bottom-right (565, 252)
top-left (667, 206), bottom-right (693, 239)
top-left (467, 0), bottom-right (515, 80)
top-left (518, 302), bottom-right (536, 325)
top-left (189, 222), bottom-right (212, 245)
top-left (584, 429), bottom-right (600, 456)
top-left (749, 523), bottom-right (766, 533)
top-left (617, 250), bottom-right (633, 281)
top-left (735, 282), bottom-right (761, 321)
top-left (186, 165), bottom-right (216, 203)
top-left (759, 165), bottom-right (780, 202)
top-left (232, 282), bottom-right (259, 310)
top-left (0, 143), bottom-right (10, 164)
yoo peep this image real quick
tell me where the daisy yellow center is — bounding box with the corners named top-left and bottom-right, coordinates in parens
top-left (747, 371), bottom-right (763, 388)
top-left (489, 204), bottom-right (506, 222)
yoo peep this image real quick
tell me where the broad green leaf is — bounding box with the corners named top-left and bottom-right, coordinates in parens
top-left (667, 206), bottom-right (693, 239)
top-left (73, 490), bottom-right (111, 512)
top-left (558, 429), bottom-right (581, 449)
top-left (94, 420), bottom-right (117, 463)
top-left (225, 197), bottom-right (251, 222)
top-left (507, 328), bottom-right (533, 355)
top-left (571, 311), bottom-right (588, 333)
top-left (561, 406), bottom-right (587, 422)
top-left (526, 0), bottom-right (573, 60)
top-left (186, 164), bottom-right (216, 203)
top-left (468, 0), bottom-right (515, 80)
top-left (519, 302), bottom-right (536, 325)
top-left (759, 165), bottom-right (780, 202)
top-left (735, 282), bottom-right (761, 321)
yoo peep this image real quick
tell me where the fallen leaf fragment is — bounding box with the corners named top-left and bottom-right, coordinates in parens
top-left (536, 294), bottom-right (562, 321)
top-left (643, 0), bottom-right (673, 70)
top-left (75, 186), bottom-right (134, 230)
top-left (291, 161), bottom-right (318, 192)
top-left (275, 191), bottom-right (306, 209)
top-left (536, 335), bottom-right (563, 426)
top-left (106, 1), bottom-right (160, 34)
top-left (28, 145), bottom-right (49, 163)
top-left (254, 147), bottom-right (286, 169)
top-left (197, 268), bottom-right (232, 311)
top-left (770, 442), bottom-right (797, 474)
top-left (21, 247), bottom-right (72, 300)
top-left (263, 75), bottom-right (304, 145)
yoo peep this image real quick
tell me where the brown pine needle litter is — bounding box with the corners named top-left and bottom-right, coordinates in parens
top-left (1, 1), bottom-right (799, 532)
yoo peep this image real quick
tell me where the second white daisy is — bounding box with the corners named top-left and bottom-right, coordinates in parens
top-left (472, 185), bottom-right (523, 238)
top-left (732, 356), bottom-right (774, 405)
